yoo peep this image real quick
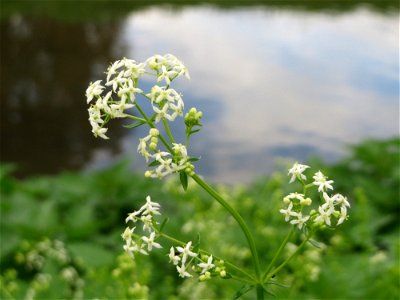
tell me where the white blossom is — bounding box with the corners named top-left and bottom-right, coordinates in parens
top-left (176, 264), bottom-right (192, 278)
top-left (337, 206), bottom-right (348, 225)
top-left (290, 212), bottom-right (310, 229)
top-left (169, 247), bottom-right (181, 265)
top-left (280, 202), bottom-right (295, 222)
top-left (176, 241), bottom-right (197, 264)
top-left (288, 162), bottom-right (310, 183)
top-left (314, 204), bottom-right (334, 226)
top-left (197, 255), bottom-right (215, 274)
top-left (86, 80), bottom-right (104, 104)
top-left (141, 232), bottom-right (162, 251)
top-left (313, 171), bottom-right (334, 192)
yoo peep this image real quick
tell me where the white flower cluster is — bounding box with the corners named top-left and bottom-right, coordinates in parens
top-left (139, 128), bottom-right (192, 178)
top-left (85, 54), bottom-right (189, 140)
top-left (280, 163), bottom-right (350, 230)
top-left (122, 196), bottom-right (162, 258)
top-left (168, 242), bottom-right (225, 281)
top-left (147, 53), bottom-right (190, 85)
top-left (147, 85), bottom-right (184, 123)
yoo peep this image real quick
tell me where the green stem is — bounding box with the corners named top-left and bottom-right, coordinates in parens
top-left (262, 226), bottom-right (294, 282)
top-left (256, 284), bottom-right (264, 300)
top-left (158, 231), bottom-right (255, 282)
top-left (163, 118), bottom-right (175, 144)
top-left (190, 173), bottom-right (262, 280)
top-left (264, 235), bottom-right (310, 283)
top-left (135, 103), bottom-right (173, 153)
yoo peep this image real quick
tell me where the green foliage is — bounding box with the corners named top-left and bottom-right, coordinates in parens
top-left (1, 138), bottom-right (399, 299)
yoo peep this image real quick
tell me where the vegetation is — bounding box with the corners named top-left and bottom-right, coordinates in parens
top-left (1, 0), bottom-right (398, 23)
top-left (1, 137), bottom-right (399, 299)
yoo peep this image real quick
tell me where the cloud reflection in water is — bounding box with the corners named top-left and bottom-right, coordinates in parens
top-left (117, 6), bottom-right (398, 183)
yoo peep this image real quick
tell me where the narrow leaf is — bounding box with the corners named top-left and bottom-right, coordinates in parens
top-left (148, 160), bottom-right (161, 167)
top-left (179, 171), bottom-right (188, 191)
top-left (123, 120), bottom-right (146, 129)
top-left (159, 217), bottom-right (169, 232)
top-left (232, 284), bottom-right (254, 300)
top-left (193, 233), bottom-right (201, 252)
top-left (188, 157), bottom-right (200, 162)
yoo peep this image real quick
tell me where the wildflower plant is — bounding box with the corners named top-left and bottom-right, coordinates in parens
top-left (85, 54), bottom-right (350, 299)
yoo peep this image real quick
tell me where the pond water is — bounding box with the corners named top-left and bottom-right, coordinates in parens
top-left (1, 3), bottom-right (398, 183)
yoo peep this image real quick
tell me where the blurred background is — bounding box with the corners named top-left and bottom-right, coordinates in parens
top-left (0, 1), bottom-right (399, 299)
top-left (1, 0), bottom-right (398, 183)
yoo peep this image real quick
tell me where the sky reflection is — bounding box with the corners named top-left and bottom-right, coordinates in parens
top-left (106, 6), bottom-right (400, 183)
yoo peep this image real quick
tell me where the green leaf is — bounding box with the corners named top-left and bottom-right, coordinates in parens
top-left (148, 160), bottom-right (161, 167)
top-left (232, 284), bottom-right (254, 300)
top-left (123, 120), bottom-right (146, 129)
top-left (159, 217), bottom-right (169, 232)
top-left (189, 129), bottom-right (201, 135)
top-left (188, 157), bottom-right (200, 162)
top-left (193, 233), bottom-right (201, 253)
top-left (179, 171), bottom-right (188, 191)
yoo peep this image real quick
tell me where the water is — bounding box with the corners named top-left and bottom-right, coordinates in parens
top-left (1, 3), bottom-right (398, 183)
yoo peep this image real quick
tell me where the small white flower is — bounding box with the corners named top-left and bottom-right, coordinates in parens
top-left (288, 162), bottom-right (310, 183)
top-left (285, 192), bottom-right (305, 202)
top-left (290, 212), bottom-right (310, 229)
top-left (336, 205), bottom-right (348, 225)
top-left (106, 60), bottom-right (124, 82)
top-left (125, 210), bottom-right (141, 223)
top-left (279, 202), bottom-right (295, 222)
top-left (86, 80), bottom-right (104, 104)
top-left (169, 247), bottom-right (181, 265)
top-left (140, 214), bottom-right (154, 232)
top-left (333, 193), bottom-right (350, 208)
top-left (197, 255), bottom-right (215, 274)
top-left (322, 192), bottom-right (336, 208)
top-left (123, 60), bottom-right (146, 79)
top-left (141, 232), bottom-right (162, 251)
top-left (121, 227), bottom-right (135, 242)
top-left (123, 241), bottom-right (148, 258)
top-left (176, 241), bottom-right (197, 264)
top-left (142, 195), bottom-right (161, 216)
top-left (92, 126), bottom-right (109, 140)
top-left (106, 71), bottom-right (127, 92)
top-left (313, 171), bottom-right (334, 192)
top-left (176, 264), bottom-right (192, 278)
top-left (314, 204), bottom-right (334, 226)
top-left (172, 143), bottom-right (188, 158)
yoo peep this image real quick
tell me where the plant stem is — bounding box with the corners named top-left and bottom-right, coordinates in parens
top-left (190, 173), bottom-right (262, 281)
top-left (163, 119), bottom-right (175, 144)
top-left (262, 226), bottom-right (294, 282)
top-left (135, 103), bottom-right (173, 153)
top-left (256, 284), bottom-right (264, 300)
top-left (264, 235), bottom-right (310, 284)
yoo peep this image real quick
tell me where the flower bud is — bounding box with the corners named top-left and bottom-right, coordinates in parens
top-left (300, 198), bottom-right (312, 206)
top-left (220, 270), bottom-right (226, 278)
top-left (149, 128), bottom-right (159, 136)
top-left (149, 143), bottom-right (157, 151)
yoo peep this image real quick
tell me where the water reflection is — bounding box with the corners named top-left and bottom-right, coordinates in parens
top-left (0, 5), bottom-right (398, 183)
top-left (119, 6), bottom-right (398, 182)
top-left (0, 15), bottom-right (126, 176)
